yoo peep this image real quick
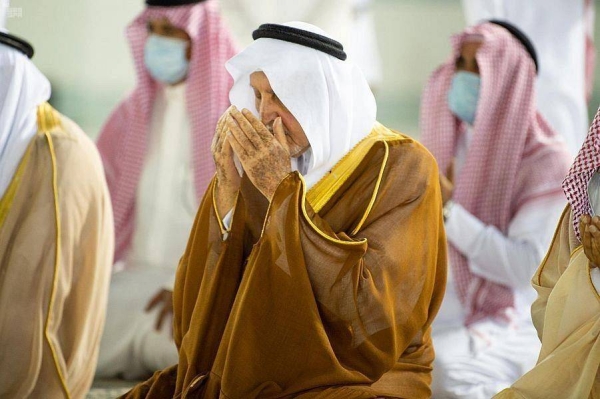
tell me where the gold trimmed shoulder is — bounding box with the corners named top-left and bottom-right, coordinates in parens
top-left (370, 121), bottom-right (412, 142)
top-left (1, 102), bottom-right (62, 227)
top-left (37, 102), bottom-right (62, 134)
top-left (306, 122), bottom-right (406, 214)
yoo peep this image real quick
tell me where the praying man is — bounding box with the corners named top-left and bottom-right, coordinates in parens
top-left (494, 107), bottom-right (600, 398)
top-left (122, 21), bottom-right (447, 399)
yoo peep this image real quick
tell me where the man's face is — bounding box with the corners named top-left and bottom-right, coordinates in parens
top-left (147, 17), bottom-right (192, 61)
top-left (455, 41), bottom-right (482, 74)
top-left (250, 71), bottom-right (310, 158)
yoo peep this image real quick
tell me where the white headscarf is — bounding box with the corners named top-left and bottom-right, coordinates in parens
top-left (0, 42), bottom-right (51, 197)
top-left (225, 21), bottom-right (377, 189)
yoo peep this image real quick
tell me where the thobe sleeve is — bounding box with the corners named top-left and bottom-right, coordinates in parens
top-left (162, 275), bottom-right (176, 292)
top-left (222, 208), bottom-right (234, 230)
top-left (445, 194), bottom-right (565, 289)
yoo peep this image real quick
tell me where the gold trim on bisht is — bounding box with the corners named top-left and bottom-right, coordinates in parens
top-left (307, 121), bottom-right (403, 217)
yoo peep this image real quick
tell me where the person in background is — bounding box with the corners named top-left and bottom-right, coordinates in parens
top-left (494, 105), bottom-right (600, 398)
top-left (219, 0), bottom-right (383, 89)
top-left (95, 0), bottom-right (237, 380)
top-left (0, 3), bottom-right (114, 397)
top-left (420, 21), bottom-right (571, 398)
top-left (462, 0), bottom-right (595, 158)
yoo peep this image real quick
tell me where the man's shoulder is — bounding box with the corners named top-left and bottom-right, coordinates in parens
top-left (33, 105), bottom-right (105, 181)
top-left (365, 125), bottom-right (440, 214)
top-left (352, 123), bottom-right (439, 205)
top-left (39, 106), bottom-right (99, 154)
top-left (370, 123), bottom-right (438, 181)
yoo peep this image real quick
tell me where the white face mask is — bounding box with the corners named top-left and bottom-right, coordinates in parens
top-left (447, 71), bottom-right (481, 125)
top-left (144, 34), bottom-right (189, 85)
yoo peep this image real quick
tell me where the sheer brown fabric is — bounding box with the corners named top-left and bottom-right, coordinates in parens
top-left (123, 127), bottom-right (446, 399)
top-left (495, 206), bottom-right (600, 399)
top-left (0, 104), bottom-right (114, 398)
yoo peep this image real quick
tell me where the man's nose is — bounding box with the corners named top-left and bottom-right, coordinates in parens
top-left (259, 100), bottom-right (279, 126)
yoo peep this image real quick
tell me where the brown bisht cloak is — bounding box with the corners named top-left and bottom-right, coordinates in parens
top-left (124, 123), bottom-right (447, 398)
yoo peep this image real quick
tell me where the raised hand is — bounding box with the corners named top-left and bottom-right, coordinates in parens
top-left (212, 106), bottom-right (241, 217)
top-left (580, 215), bottom-right (600, 268)
top-left (226, 106), bottom-right (291, 201)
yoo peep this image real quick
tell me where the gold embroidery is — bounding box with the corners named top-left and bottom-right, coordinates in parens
top-left (39, 103), bottom-right (71, 399)
top-left (306, 122), bottom-right (404, 214)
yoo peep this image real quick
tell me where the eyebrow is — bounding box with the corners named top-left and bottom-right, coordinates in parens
top-left (249, 84), bottom-right (275, 94)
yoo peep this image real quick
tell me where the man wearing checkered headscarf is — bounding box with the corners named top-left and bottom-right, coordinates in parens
top-left (462, 0), bottom-right (595, 158)
top-left (493, 107), bottom-right (600, 398)
top-left (420, 21), bottom-right (571, 398)
top-left (95, 0), bottom-right (237, 380)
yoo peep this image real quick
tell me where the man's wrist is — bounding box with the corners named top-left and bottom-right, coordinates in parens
top-left (443, 199), bottom-right (455, 222)
top-left (215, 182), bottom-right (237, 217)
top-left (264, 169), bottom-right (293, 201)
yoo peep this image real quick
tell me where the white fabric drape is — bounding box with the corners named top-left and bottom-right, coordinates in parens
top-left (0, 44), bottom-right (50, 197)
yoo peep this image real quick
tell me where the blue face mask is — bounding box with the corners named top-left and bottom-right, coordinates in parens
top-left (447, 71), bottom-right (481, 125)
top-left (144, 34), bottom-right (190, 85)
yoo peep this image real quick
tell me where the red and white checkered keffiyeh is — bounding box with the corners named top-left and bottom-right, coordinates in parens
top-left (420, 23), bottom-right (571, 324)
top-left (563, 107), bottom-right (600, 241)
top-left (96, 0), bottom-right (237, 264)
top-left (562, 0), bottom-right (595, 242)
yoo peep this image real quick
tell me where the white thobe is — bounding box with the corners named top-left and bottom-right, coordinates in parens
top-left (461, 0), bottom-right (590, 158)
top-left (431, 130), bottom-right (566, 399)
top-left (96, 83), bottom-right (197, 380)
